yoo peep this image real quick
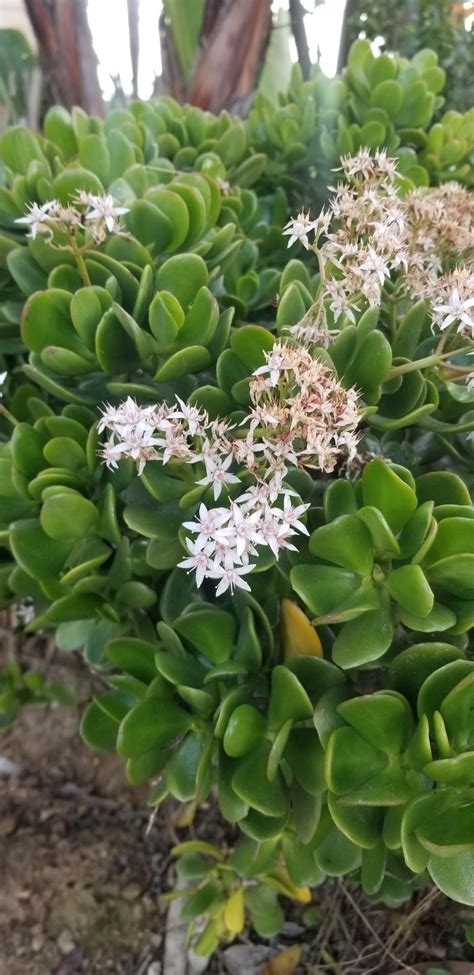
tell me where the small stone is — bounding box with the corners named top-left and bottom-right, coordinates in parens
top-left (281, 921), bottom-right (305, 936)
top-left (0, 755), bottom-right (22, 778)
top-left (96, 882), bottom-right (120, 901)
top-left (57, 929), bottom-right (76, 954)
top-left (0, 816), bottom-right (16, 836)
top-left (223, 945), bottom-right (274, 975)
top-left (122, 882), bottom-right (141, 902)
top-left (133, 903), bottom-right (144, 921)
top-left (147, 964), bottom-right (161, 975)
top-left (150, 934), bottom-right (163, 948)
top-left (31, 934), bottom-right (45, 953)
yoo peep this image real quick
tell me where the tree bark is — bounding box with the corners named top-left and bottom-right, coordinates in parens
top-left (24, 0), bottom-right (104, 115)
top-left (336, 0), bottom-right (361, 73)
top-left (289, 0), bottom-right (312, 80)
top-left (188, 0), bottom-right (272, 113)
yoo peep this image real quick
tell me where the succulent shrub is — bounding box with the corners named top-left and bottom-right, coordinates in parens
top-left (0, 41), bottom-right (473, 954)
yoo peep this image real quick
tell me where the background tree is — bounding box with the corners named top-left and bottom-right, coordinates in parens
top-left (21, 0), bottom-right (303, 117)
top-left (23, 0), bottom-right (104, 115)
top-left (158, 0), bottom-right (274, 112)
top-left (337, 0), bottom-right (474, 111)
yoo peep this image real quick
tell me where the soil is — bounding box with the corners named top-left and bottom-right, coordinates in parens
top-left (1, 627), bottom-right (474, 975)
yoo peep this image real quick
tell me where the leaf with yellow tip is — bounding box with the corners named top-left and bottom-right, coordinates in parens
top-left (264, 866), bottom-right (312, 903)
top-left (223, 887), bottom-right (245, 934)
top-left (281, 599), bottom-right (323, 659)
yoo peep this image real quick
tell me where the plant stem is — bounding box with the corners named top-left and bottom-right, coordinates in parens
top-left (388, 294), bottom-right (398, 339)
top-left (70, 233), bottom-right (91, 287)
top-left (0, 404), bottom-right (18, 426)
top-left (388, 353), bottom-right (440, 377)
top-left (388, 345), bottom-right (473, 378)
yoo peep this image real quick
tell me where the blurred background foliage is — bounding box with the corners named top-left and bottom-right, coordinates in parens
top-left (0, 0), bottom-right (472, 129)
top-left (339, 0), bottom-right (474, 111)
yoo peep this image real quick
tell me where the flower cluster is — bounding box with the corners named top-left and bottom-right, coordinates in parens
top-left (323, 152), bottom-right (408, 318)
top-left (179, 491), bottom-right (309, 596)
top-left (98, 343), bottom-right (360, 593)
top-left (284, 149), bottom-right (474, 343)
top-left (15, 193), bottom-right (129, 244)
top-left (247, 342), bottom-right (360, 475)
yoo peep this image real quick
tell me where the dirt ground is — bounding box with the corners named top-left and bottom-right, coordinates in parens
top-left (1, 633), bottom-right (474, 975)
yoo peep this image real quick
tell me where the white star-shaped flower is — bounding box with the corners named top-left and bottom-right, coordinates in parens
top-left (209, 563), bottom-right (254, 596)
top-left (433, 289), bottom-right (474, 331)
top-left (282, 209), bottom-right (318, 250)
top-left (197, 455), bottom-right (240, 500)
top-left (15, 200), bottom-right (58, 239)
top-left (85, 194), bottom-right (129, 232)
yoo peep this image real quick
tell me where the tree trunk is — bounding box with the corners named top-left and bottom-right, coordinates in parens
top-left (289, 0), bottom-right (312, 80)
top-left (188, 0), bottom-right (272, 113)
top-left (158, 7), bottom-right (185, 101)
top-left (160, 0), bottom-right (272, 113)
top-left (127, 0), bottom-right (140, 99)
top-left (337, 0), bottom-right (361, 73)
top-left (24, 0), bottom-right (104, 115)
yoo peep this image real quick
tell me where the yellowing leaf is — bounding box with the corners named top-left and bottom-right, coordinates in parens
top-left (175, 799), bottom-right (198, 828)
top-left (223, 887), bottom-right (245, 934)
top-left (171, 839), bottom-right (224, 861)
top-left (264, 945), bottom-right (302, 975)
top-left (281, 599), bottom-right (323, 659)
top-left (288, 883), bottom-right (311, 904)
top-left (266, 866), bottom-right (312, 903)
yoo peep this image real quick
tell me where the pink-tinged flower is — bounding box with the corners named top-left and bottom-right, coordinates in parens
top-left (210, 564), bottom-right (254, 596)
top-left (263, 438), bottom-right (299, 469)
top-left (279, 494), bottom-right (310, 535)
top-left (282, 209), bottom-right (318, 250)
top-left (178, 539), bottom-right (213, 588)
top-left (259, 511), bottom-right (296, 558)
top-left (229, 503), bottom-right (264, 558)
top-left (336, 148), bottom-right (374, 179)
top-left (182, 504), bottom-right (231, 548)
top-left (209, 535), bottom-right (237, 569)
top-left (358, 247), bottom-right (391, 286)
top-left (253, 344), bottom-right (287, 386)
top-left (197, 455), bottom-right (240, 500)
top-left (195, 437), bottom-right (227, 471)
top-left (15, 200), bottom-right (58, 239)
top-left (231, 431), bottom-right (266, 469)
top-left (105, 424), bottom-right (161, 474)
top-left (173, 397), bottom-right (207, 436)
top-left (155, 427), bottom-right (194, 464)
top-left (98, 397), bottom-right (157, 434)
top-left (99, 439), bottom-right (123, 471)
top-left (85, 194), bottom-right (129, 232)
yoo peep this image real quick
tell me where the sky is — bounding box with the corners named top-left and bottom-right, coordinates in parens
top-left (87, 0), bottom-right (348, 102)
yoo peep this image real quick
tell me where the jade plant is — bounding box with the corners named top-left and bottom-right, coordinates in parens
top-left (0, 43), bottom-right (473, 955)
